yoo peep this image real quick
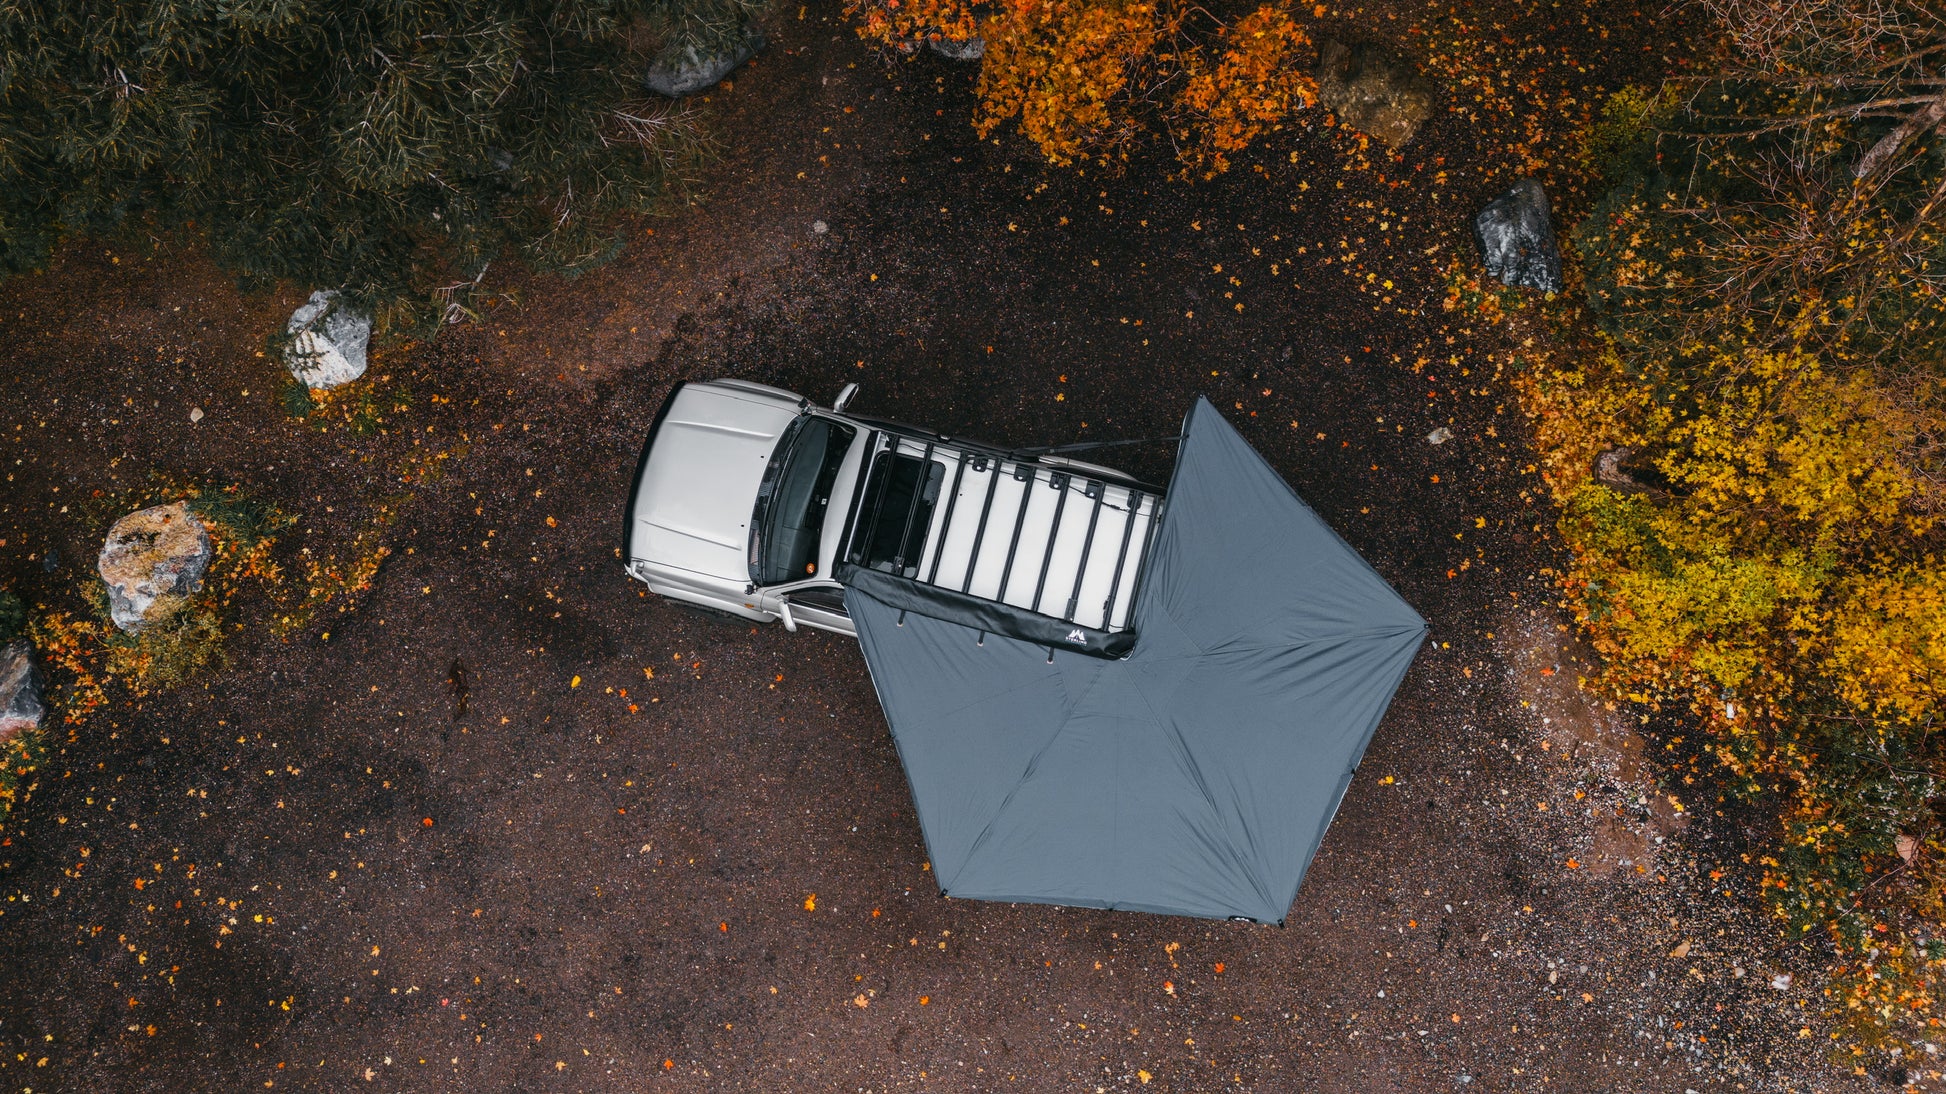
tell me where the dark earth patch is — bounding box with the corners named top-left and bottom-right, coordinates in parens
top-left (0, 0), bottom-right (1871, 1090)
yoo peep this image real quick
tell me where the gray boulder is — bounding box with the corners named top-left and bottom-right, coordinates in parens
top-left (0, 640), bottom-right (42, 746)
top-left (1315, 40), bottom-right (1436, 150)
top-left (283, 290), bottom-right (371, 389)
top-left (1473, 179), bottom-right (1563, 293)
top-left (646, 29), bottom-right (765, 97)
top-left (929, 35), bottom-right (984, 60)
top-left (97, 502), bottom-right (212, 634)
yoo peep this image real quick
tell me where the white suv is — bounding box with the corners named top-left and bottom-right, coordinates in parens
top-left (624, 379), bottom-right (1160, 650)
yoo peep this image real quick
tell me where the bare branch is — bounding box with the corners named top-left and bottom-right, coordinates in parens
top-left (1853, 87), bottom-right (1946, 179)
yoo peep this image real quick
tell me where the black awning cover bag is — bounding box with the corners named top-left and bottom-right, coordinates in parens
top-left (843, 397), bottom-right (1427, 923)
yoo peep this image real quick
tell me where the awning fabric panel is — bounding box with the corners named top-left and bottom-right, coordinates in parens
top-left (844, 398), bottom-right (1427, 923)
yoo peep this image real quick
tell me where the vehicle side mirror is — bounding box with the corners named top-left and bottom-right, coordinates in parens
top-left (832, 382), bottom-right (859, 413)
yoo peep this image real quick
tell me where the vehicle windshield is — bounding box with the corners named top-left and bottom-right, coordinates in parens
top-left (750, 416), bottom-right (857, 586)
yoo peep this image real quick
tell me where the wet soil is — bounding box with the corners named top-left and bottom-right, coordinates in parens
top-left (0, 0), bottom-right (1880, 1091)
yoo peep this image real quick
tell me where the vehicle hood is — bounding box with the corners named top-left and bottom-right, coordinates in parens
top-left (629, 384), bottom-right (800, 582)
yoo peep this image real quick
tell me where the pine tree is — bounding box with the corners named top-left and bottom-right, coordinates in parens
top-left (0, 0), bottom-right (759, 331)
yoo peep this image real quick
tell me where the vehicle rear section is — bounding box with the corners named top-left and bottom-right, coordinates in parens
top-left (837, 430), bottom-right (1160, 655)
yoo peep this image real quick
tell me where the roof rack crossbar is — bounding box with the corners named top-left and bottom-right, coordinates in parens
top-left (833, 429), bottom-right (878, 565)
top-left (1100, 490), bottom-right (1143, 630)
top-left (1030, 473), bottom-right (1072, 614)
top-left (994, 463), bottom-right (1038, 604)
top-left (852, 432), bottom-right (899, 567)
top-left (926, 450), bottom-right (972, 585)
top-left (962, 455), bottom-right (1003, 593)
top-left (1063, 481), bottom-right (1107, 623)
top-left (892, 441), bottom-right (935, 576)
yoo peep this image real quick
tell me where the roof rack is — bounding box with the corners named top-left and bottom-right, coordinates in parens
top-left (838, 425), bottom-right (1162, 640)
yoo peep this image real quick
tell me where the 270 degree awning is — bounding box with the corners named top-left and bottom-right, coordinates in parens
top-left (841, 398), bottom-right (1427, 923)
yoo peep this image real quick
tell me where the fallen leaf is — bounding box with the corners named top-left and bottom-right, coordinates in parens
top-left (1669, 940), bottom-right (1692, 959)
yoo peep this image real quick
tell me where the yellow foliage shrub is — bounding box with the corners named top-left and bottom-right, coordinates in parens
top-left (1517, 328), bottom-right (1946, 1052)
top-left (1824, 567), bottom-right (1946, 727)
top-left (1498, 1), bottom-right (1946, 1055)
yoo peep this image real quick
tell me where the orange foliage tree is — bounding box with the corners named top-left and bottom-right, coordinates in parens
top-left (848, 0), bottom-right (1318, 174)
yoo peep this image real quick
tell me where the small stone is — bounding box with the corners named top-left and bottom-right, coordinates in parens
top-left (645, 29), bottom-right (765, 97)
top-left (1426, 426), bottom-right (1453, 445)
top-left (97, 501), bottom-right (212, 634)
top-left (283, 290), bottom-right (372, 389)
top-left (1473, 179), bottom-right (1563, 293)
top-left (0, 640), bottom-right (44, 746)
top-left (1314, 40), bottom-right (1437, 150)
top-left (812, 220), bottom-right (829, 235)
top-left (189, 406), bottom-right (204, 423)
top-left (1770, 972), bottom-right (1793, 990)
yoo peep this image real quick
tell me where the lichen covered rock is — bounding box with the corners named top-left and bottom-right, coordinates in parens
top-left (0, 640), bottom-right (42, 745)
top-left (283, 290), bottom-right (372, 390)
top-left (645, 29), bottom-right (765, 97)
top-left (97, 502), bottom-right (212, 634)
top-left (1315, 40), bottom-right (1436, 151)
top-left (929, 35), bottom-right (984, 60)
top-left (1473, 178), bottom-right (1563, 294)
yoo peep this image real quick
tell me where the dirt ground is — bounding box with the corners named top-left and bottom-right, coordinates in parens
top-left (0, 0), bottom-right (1889, 1091)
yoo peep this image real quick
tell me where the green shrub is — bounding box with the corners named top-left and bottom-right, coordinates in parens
top-left (0, 589), bottom-right (23, 645)
top-left (0, 0), bottom-right (750, 333)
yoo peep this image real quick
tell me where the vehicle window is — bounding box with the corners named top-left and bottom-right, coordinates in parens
top-left (787, 586), bottom-right (848, 614)
top-left (752, 417), bottom-right (857, 586)
top-left (848, 449), bottom-right (945, 577)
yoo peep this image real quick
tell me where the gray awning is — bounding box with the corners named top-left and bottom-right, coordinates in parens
top-left (843, 397), bottom-right (1426, 922)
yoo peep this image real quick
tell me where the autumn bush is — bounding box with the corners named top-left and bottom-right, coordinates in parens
top-left (847, 0), bottom-right (1318, 174)
top-left (1519, 0), bottom-right (1946, 1060)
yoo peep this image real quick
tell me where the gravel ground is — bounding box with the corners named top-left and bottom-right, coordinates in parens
top-left (0, 0), bottom-right (1889, 1090)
